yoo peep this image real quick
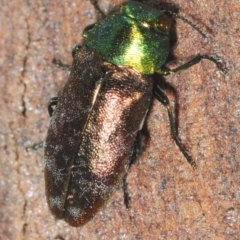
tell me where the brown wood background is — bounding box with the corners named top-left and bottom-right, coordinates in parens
top-left (0, 0), bottom-right (239, 239)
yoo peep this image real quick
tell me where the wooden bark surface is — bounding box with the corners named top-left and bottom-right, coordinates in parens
top-left (0, 0), bottom-right (239, 239)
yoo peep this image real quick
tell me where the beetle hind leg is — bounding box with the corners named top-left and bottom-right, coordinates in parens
top-left (129, 131), bottom-right (142, 167)
top-left (122, 131), bottom-right (142, 209)
top-left (153, 83), bottom-right (196, 168)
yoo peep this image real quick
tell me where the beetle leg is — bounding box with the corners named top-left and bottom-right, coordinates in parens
top-left (122, 131), bottom-right (142, 209)
top-left (48, 97), bottom-right (58, 117)
top-left (158, 54), bottom-right (228, 75)
top-left (26, 97), bottom-right (58, 152)
top-left (122, 174), bottom-right (130, 209)
top-left (89, 0), bottom-right (106, 18)
top-left (26, 141), bottom-right (44, 152)
top-left (129, 131), bottom-right (142, 167)
top-left (52, 58), bottom-right (71, 71)
top-left (153, 83), bottom-right (196, 168)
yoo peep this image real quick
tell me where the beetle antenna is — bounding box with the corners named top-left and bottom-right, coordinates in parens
top-left (163, 10), bottom-right (207, 38)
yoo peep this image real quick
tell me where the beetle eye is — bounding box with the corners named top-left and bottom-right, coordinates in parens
top-left (72, 45), bottom-right (82, 58)
top-left (156, 14), bottom-right (171, 33)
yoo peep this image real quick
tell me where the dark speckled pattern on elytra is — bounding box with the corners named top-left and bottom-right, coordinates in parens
top-left (44, 47), bottom-right (152, 226)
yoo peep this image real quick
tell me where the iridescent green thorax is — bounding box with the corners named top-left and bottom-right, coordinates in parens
top-left (83, 1), bottom-right (171, 75)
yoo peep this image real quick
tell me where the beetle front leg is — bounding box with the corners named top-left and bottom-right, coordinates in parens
top-left (158, 54), bottom-right (228, 75)
top-left (153, 83), bottom-right (196, 168)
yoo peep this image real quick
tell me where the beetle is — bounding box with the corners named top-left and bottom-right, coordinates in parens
top-left (44, 0), bottom-right (227, 227)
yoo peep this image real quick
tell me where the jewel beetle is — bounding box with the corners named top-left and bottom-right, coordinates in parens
top-left (44, 0), bottom-right (227, 227)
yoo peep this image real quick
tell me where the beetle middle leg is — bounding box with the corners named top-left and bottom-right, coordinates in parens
top-left (153, 83), bottom-right (196, 168)
top-left (122, 131), bottom-right (142, 208)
